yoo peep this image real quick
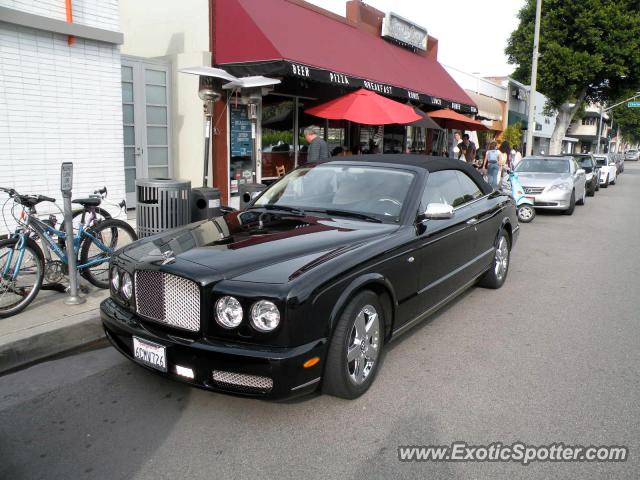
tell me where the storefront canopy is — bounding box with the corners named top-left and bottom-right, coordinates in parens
top-left (213, 0), bottom-right (477, 114)
top-left (465, 90), bottom-right (503, 121)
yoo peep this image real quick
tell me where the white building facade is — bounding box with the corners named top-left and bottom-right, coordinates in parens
top-left (0, 0), bottom-right (125, 233)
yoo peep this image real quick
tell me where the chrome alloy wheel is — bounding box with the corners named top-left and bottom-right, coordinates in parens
top-left (518, 205), bottom-right (534, 222)
top-left (494, 236), bottom-right (509, 281)
top-left (346, 304), bottom-right (380, 385)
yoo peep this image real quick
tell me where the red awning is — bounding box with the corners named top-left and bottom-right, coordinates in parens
top-left (428, 109), bottom-right (489, 131)
top-left (213, 0), bottom-right (477, 113)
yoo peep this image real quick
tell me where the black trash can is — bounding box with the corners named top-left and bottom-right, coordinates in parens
top-left (239, 183), bottom-right (267, 210)
top-left (191, 187), bottom-right (222, 221)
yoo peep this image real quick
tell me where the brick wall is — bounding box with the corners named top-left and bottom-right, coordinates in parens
top-left (0, 0), bottom-right (124, 234)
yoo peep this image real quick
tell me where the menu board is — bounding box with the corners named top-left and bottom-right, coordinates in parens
top-left (230, 105), bottom-right (253, 157)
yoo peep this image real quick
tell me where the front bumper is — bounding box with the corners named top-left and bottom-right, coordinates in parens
top-left (101, 298), bottom-right (327, 400)
top-left (528, 189), bottom-right (572, 210)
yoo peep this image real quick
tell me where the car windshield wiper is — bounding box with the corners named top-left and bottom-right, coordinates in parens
top-left (308, 208), bottom-right (383, 223)
top-left (247, 204), bottom-right (306, 216)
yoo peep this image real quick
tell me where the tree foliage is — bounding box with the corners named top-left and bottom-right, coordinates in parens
top-left (612, 95), bottom-right (640, 144)
top-left (502, 123), bottom-right (523, 148)
top-left (506, 0), bottom-right (640, 110)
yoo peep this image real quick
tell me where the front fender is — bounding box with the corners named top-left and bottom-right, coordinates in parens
top-left (325, 273), bottom-right (397, 334)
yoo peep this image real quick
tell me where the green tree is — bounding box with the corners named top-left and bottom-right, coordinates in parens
top-left (612, 94), bottom-right (640, 145)
top-left (502, 123), bottom-right (523, 148)
top-left (506, 0), bottom-right (640, 154)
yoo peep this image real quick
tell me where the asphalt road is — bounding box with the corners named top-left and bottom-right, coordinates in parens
top-left (2, 164), bottom-right (640, 480)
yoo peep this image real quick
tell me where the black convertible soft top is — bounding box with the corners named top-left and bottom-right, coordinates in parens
top-left (325, 154), bottom-right (493, 195)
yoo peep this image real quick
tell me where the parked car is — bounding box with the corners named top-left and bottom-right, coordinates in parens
top-left (514, 156), bottom-right (588, 215)
top-left (625, 149), bottom-right (639, 161)
top-left (570, 154), bottom-right (601, 196)
top-left (609, 152), bottom-right (624, 174)
top-left (594, 154), bottom-right (617, 187)
top-left (102, 156), bottom-right (519, 400)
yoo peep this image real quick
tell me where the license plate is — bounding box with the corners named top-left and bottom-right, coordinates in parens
top-left (133, 337), bottom-right (167, 372)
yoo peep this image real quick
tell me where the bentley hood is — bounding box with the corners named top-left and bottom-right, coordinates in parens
top-left (119, 211), bottom-right (398, 284)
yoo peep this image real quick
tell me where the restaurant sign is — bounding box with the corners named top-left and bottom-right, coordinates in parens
top-left (381, 12), bottom-right (428, 52)
top-left (289, 62), bottom-right (477, 114)
top-left (218, 60), bottom-right (478, 114)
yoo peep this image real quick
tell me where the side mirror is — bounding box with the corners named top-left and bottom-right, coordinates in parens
top-left (424, 203), bottom-right (454, 220)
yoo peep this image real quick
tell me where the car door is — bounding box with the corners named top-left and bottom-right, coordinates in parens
top-left (411, 170), bottom-right (483, 317)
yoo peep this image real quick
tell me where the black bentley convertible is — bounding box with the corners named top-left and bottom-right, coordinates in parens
top-left (102, 155), bottom-right (518, 399)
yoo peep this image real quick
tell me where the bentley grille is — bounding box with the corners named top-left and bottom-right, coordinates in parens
top-left (134, 271), bottom-right (200, 332)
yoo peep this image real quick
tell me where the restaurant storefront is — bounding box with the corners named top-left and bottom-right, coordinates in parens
top-left (209, 0), bottom-right (477, 206)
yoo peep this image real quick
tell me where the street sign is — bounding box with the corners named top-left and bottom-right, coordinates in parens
top-left (627, 101), bottom-right (640, 108)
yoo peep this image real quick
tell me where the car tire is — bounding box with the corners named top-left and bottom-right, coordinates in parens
top-left (478, 229), bottom-right (511, 289)
top-left (564, 191), bottom-right (576, 215)
top-left (517, 204), bottom-right (535, 223)
top-left (611, 177), bottom-right (616, 185)
top-left (577, 188), bottom-right (586, 205)
top-left (322, 290), bottom-right (385, 399)
top-left (602, 175), bottom-right (609, 188)
top-left (587, 182), bottom-right (596, 197)
top-left (595, 179), bottom-right (600, 191)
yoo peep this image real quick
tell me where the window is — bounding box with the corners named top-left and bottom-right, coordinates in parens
top-left (421, 170), bottom-right (483, 210)
top-left (453, 171), bottom-right (484, 207)
top-left (581, 117), bottom-right (596, 126)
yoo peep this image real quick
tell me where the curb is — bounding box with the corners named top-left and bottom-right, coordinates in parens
top-left (0, 308), bottom-right (105, 374)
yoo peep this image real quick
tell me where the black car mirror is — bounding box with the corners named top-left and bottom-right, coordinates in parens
top-left (424, 203), bottom-right (454, 220)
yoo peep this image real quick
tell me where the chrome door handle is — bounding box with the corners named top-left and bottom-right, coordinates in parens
top-left (466, 217), bottom-right (478, 224)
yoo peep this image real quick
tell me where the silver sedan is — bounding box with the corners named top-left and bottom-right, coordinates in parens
top-left (514, 156), bottom-right (587, 215)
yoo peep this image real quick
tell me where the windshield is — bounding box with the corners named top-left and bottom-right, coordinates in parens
top-left (594, 156), bottom-right (607, 166)
top-left (573, 156), bottom-right (592, 167)
top-left (515, 158), bottom-right (570, 174)
top-left (253, 164), bottom-right (415, 222)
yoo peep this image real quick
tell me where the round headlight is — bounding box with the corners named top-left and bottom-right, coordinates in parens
top-left (121, 271), bottom-right (133, 300)
top-left (111, 267), bottom-right (120, 291)
top-left (250, 300), bottom-right (280, 332)
top-left (215, 296), bottom-right (243, 328)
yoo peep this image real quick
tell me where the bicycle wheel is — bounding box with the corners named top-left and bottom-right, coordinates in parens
top-left (79, 219), bottom-right (137, 289)
top-left (0, 237), bottom-right (44, 318)
top-left (58, 207), bottom-right (112, 248)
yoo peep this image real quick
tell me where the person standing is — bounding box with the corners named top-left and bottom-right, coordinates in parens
top-left (498, 140), bottom-right (512, 185)
top-left (458, 134), bottom-right (477, 164)
top-left (512, 145), bottom-right (523, 167)
top-left (483, 141), bottom-right (501, 189)
top-left (451, 131), bottom-right (462, 159)
top-left (304, 126), bottom-right (330, 163)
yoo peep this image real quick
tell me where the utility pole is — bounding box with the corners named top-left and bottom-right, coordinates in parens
top-left (525, 0), bottom-right (542, 156)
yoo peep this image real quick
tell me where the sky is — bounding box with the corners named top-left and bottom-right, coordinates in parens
top-left (305, 0), bottom-right (526, 76)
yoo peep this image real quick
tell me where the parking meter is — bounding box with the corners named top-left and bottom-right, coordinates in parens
top-left (61, 162), bottom-right (85, 305)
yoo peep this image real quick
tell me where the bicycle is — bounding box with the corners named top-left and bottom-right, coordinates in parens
top-left (58, 186), bottom-right (127, 245)
top-left (0, 187), bottom-right (137, 318)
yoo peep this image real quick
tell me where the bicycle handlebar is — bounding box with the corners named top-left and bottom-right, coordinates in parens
top-left (0, 187), bottom-right (56, 206)
top-left (94, 186), bottom-right (108, 196)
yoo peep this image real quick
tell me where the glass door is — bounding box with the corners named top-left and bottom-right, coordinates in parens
top-left (121, 59), bottom-right (171, 206)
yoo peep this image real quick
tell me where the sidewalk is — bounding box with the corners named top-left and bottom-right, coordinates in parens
top-left (0, 282), bottom-right (109, 374)
top-left (0, 212), bottom-right (136, 373)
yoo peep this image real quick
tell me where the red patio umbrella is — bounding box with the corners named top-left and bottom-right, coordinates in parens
top-left (427, 108), bottom-right (489, 131)
top-left (305, 88), bottom-right (421, 125)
